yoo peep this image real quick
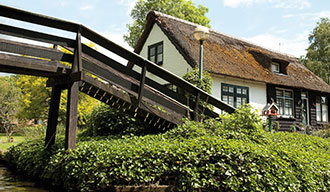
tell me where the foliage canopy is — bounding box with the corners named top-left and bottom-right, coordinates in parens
top-left (302, 17), bottom-right (330, 84)
top-left (0, 76), bottom-right (21, 140)
top-left (124, 0), bottom-right (210, 48)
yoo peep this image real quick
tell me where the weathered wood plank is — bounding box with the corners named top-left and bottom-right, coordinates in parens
top-left (0, 38), bottom-right (73, 62)
top-left (80, 44), bottom-right (187, 105)
top-left (0, 23), bottom-right (75, 47)
top-left (137, 62), bottom-right (147, 107)
top-left (72, 31), bottom-right (82, 72)
top-left (0, 53), bottom-right (68, 76)
top-left (65, 81), bottom-right (79, 150)
top-left (82, 60), bottom-right (187, 115)
top-left (45, 85), bottom-right (62, 149)
top-left (81, 26), bottom-right (142, 65)
top-left (0, 5), bottom-right (79, 32)
top-left (81, 73), bottom-right (184, 125)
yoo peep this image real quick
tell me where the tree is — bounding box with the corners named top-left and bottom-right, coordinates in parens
top-left (14, 75), bottom-right (50, 122)
top-left (15, 42), bottom-right (100, 126)
top-left (0, 76), bottom-right (21, 141)
top-left (14, 76), bottom-right (100, 126)
top-left (302, 17), bottom-right (330, 84)
top-left (124, 0), bottom-right (210, 48)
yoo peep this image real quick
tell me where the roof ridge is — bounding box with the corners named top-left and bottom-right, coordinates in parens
top-left (151, 11), bottom-right (297, 59)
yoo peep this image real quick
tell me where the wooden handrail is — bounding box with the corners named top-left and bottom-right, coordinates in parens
top-left (0, 4), bottom-right (235, 114)
top-left (0, 4), bottom-right (80, 32)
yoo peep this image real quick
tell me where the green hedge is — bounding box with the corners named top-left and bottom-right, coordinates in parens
top-left (5, 106), bottom-right (330, 191)
top-left (80, 104), bottom-right (163, 137)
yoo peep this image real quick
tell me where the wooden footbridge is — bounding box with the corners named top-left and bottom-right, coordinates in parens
top-left (0, 5), bottom-right (235, 149)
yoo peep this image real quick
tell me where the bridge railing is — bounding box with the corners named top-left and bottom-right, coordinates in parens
top-left (0, 4), bottom-right (235, 121)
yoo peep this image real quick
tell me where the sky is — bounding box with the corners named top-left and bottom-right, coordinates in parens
top-left (0, 0), bottom-right (329, 61)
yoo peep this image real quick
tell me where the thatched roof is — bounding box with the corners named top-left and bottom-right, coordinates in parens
top-left (134, 11), bottom-right (330, 94)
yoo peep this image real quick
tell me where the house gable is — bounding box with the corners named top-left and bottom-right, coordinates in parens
top-left (136, 22), bottom-right (192, 84)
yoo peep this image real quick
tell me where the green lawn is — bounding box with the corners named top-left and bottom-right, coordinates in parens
top-left (0, 133), bottom-right (26, 152)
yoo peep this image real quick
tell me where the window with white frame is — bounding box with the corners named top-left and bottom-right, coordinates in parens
top-left (148, 41), bottom-right (163, 65)
top-left (276, 89), bottom-right (294, 116)
top-left (221, 83), bottom-right (249, 108)
top-left (316, 96), bottom-right (328, 122)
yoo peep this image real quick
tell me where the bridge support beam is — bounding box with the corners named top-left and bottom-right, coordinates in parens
top-left (65, 81), bottom-right (79, 150)
top-left (45, 84), bottom-right (62, 149)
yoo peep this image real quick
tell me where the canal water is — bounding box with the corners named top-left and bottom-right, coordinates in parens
top-left (0, 163), bottom-right (48, 191)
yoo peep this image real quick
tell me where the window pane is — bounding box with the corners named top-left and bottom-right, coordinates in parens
top-left (316, 103), bottom-right (321, 122)
top-left (277, 98), bottom-right (283, 107)
top-left (237, 97), bottom-right (242, 107)
top-left (150, 56), bottom-right (155, 63)
top-left (222, 95), bottom-right (228, 103)
top-left (282, 99), bottom-right (292, 116)
top-left (222, 86), bottom-right (228, 92)
top-left (242, 98), bottom-right (247, 104)
top-left (150, 47), bottom-right (155, 56)
top-left (157, 53), bottom-right (163, 64)
top-left (242, 88), bottom-right (247, 95)
top-left (284, 99), bottom-right (292, 108)
top-left (279, 106), bottom-right (284, 115)
top-left (321, 96), bottom-right (327, 104)
top-left (276, 90), bottom-right (283, 97)
top-left (237, 88), bottom-right (241, 94)
top-left (284, 91), bottom-right (292, 98)
top-left (277, 98), bottom-right (284, 115)
top-left (228, 96), bottom-right (234, 106)
top-left (272, 63), bottom-right (279, 72)
top-left (157, 44), bottom-right (163, 53)
top-left (322, 104), bottom-right (328, 122)
top-left (229, 87), bottom-right (234, 93)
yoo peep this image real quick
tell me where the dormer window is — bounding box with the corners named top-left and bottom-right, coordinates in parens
top-left (148, 41), bottom-right (163, 65)
top-left (271, 59), bottom-right (289, 74)
top-left (271, 62), bottom-right (280, 73)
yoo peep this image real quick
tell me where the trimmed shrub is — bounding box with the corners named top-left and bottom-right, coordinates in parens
top-left (5, 106), bottom-right (330, 191)
top-left (81, 104), bottom-right (153, 137)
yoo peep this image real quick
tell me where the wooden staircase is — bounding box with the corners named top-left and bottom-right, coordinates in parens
top-left (0, 5), bottom-right (235, 150)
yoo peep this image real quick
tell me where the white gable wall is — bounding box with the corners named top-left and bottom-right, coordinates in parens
top-left (137, 23), bottom-right (192, 84)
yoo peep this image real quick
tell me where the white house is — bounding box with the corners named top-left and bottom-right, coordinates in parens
top-left (129, 11), bottom-right (330, 130)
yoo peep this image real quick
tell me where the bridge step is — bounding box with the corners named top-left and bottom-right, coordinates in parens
top-left (80, 74), bottom-right (183, 130)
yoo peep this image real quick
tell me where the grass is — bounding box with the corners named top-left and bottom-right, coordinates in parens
top-left (0, 133), bottom-right (26, 152)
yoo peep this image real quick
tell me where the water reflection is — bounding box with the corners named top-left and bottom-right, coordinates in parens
top-left (0, 164), bottom-right (47, 192)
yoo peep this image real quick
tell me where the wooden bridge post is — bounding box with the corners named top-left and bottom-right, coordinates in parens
top-left (137, 61), bottom-right (147, 107)
top-left (193, 92), bottom-right (200, 121)
top-left (65, 81), bottom-right (79, 150)
top-left (45, 84), bottom-right (62, 149)
top-left (65, 29), bottom-right (82, 150)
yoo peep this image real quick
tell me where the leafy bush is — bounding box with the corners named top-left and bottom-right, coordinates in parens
top-left (182, 68), bottom-right (213, 94)
top-left (5, 136), bottom-right (64, 179)
top-left (311, 127), bottom-right (330, 138)
top-left (5, 106), bottom-right (330, 191)
top-left (81, 104), bottom-right (152, 137)
top-left (23, 123), bottom-right (66, 139)
top-left (183, 68), bottom-right (214, 120)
